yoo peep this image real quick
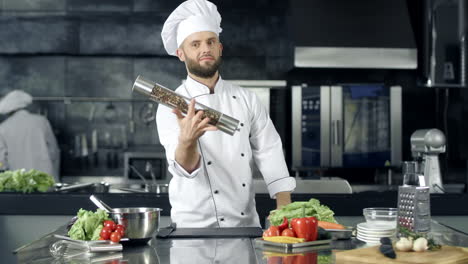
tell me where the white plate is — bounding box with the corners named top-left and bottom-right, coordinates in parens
top-left (356, 236), bottom-right (381, 244)
top-left (357, 229), bottom-right (396, 237)
top-left (356, 235), bottom-right (395, 244)
top-left (357, 222), bottom-right (396, 232)
top-left (356, 235), bottom-right (381, 242)
top-left (357, 232), bottom-right (395, 240)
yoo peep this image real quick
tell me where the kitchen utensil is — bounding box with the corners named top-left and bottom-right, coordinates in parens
top-left (104, 102), bottom-right (117, 123)
top-left (91, 129), bottom-right (98, 167)
top-left (49, 238), bottom-right (122, 259)
top-left (145, 161), bottom-right (157, 185)
top-left (88, 104), bottom-right (96, 122)
top-left (54, 182), bottom-right (95, 193)
top-left (335, 244), bottom-right (468, 264)
top-left (89, 195), bottom-right (162, 242)
top-left (93, 181), bottom-right (110, 193)
top-left (139, 103), bottom-right (156, 126)
top-left (397, 185), bottom-right (431, 233)
top-left (132, 75), bottom-right (240, 135)
top-left (117, 183), bottom-right (169, 194)
top-left (74, 134), bottom-right (80, 158)
top-left (129, 165), bottom-right (149, 185)
top-left (363, 208), bottom-right (397, 228)
top-left (398, 160), bottom-right (431, 234)
top-left (129, 104), bottom-right (135, 134)
top-left (89, 195), bottom-right (113, 213)
top-left (81, 133), bottom-right (89, 169)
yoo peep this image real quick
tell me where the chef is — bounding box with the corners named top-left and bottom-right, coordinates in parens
top-left (156, 0), bottom-right (296, 228)
top-left (0, 90), bottom-right (60, 181)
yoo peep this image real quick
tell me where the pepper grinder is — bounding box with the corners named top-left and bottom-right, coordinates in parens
top-left (132, 75), bottom-right (240, 136)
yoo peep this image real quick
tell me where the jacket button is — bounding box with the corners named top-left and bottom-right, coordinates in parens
top-left (242, 183), bottom-right (246, 187)
top-left (214, 190), bottom-right (219, 194)
top-left (241, 153), bottom-right (244, 157)
top-left (232, 96), bottom-right (236, 99)
top-left (207, 161), bottom-right (212, 165)
top-left (240, 123), bottom-right (244, 127)
top-left (241, 212), bottom-right (244, 216)
top-left (220, 218), bottom-right (224, 221)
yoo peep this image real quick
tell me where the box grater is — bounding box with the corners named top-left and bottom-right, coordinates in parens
top-left (397, 161), bottom-right (431, 234)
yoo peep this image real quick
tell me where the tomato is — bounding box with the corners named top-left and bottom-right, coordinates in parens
top-left (281, 228), bottom-right (296, 237)
top-left (115, 225), bottom-right (125, 236)
top-left (100, 227), bottom-right (112, 240)
top-left (103, 220), bottom-right (117, 231)
top-left (262, 226), bottom-right (280, 237)
top-left (115, 227), bottom-right (125, 237)
top-left (110, 231), bottom-right (122, 243)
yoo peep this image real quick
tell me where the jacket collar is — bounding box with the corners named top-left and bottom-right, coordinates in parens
top-left (184, 75), bottom-right (224, 98)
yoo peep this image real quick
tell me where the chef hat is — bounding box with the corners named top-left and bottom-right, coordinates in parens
top-left (161, 0), bottom-right (222, 56)
top-left (0, 90), bottom-right (33, 114)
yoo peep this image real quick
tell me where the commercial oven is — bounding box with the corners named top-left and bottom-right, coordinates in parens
top-left (292, 84), bottom-right (402, 170)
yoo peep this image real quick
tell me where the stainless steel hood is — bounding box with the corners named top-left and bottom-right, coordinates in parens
top-left (290, 0), bottom-right (417, 69)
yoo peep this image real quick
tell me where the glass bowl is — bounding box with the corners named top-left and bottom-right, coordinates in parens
top-left (363, 207), bottom-right (398, 228)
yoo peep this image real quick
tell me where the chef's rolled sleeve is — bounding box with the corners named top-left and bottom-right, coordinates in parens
top-left (170, 159), bottom-right (202, 179)
top-left (267, 176), bottom-right (296, 199)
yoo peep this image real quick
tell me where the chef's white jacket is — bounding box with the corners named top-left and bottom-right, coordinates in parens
top-left (0, 110), bottom-right (60, 181)
top-left (156, 76), bottom-right (296, 228)
top-left (170, 239), bottom-right (256, 264)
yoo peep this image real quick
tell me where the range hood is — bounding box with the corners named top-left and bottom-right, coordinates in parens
top-left (290, 0), bottom-right (417, 69)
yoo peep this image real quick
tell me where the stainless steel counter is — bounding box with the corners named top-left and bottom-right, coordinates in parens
top-left (14, 220), bottom-right (468, 264)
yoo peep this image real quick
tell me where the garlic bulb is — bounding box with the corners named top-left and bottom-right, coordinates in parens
top-left (412, 237), bottom-right (429, 252)
top-left (395, 237), bottom-right (413, 252)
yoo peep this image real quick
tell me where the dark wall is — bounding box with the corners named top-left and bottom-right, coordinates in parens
top-left (0, 0), bottom-right (293, 177)
top-left (0, 0), bottom-right (465, 183)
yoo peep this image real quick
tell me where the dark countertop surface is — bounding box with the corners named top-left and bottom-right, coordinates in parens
top-left (2, 192), bottom-right (468, 228)
top-left (14, 219), bottom-right (468, 264)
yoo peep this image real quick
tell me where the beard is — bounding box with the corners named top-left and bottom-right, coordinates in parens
top-left (185, 55), bottom-right (222, 79)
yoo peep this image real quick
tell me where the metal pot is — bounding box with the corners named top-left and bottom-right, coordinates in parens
top-left (93, 181), bottom-right (110, 193)
top-left (145, 183), bottom-right (169, 194)
top-left (90, 195), bottom-right (162, 243)
top-left (110, 207), bottom-right (162, 243)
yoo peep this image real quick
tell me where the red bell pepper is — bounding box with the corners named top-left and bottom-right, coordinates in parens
top-left (277, 217), bottom-right (289, 232)
top-left (282, 255), bottom-right (296, 264)
top-left (293, 252), bottom-right (317, 264)
top-left (291, 217), bottom-right (311, 241)
top-left (266, 256), bottom-right (282, 264)
top-left (262, 225), bottom-right (280, 237)
top-left (290, 206), bottom-right (319, 242)
top-left (306, 216), bottom-right (318, 241)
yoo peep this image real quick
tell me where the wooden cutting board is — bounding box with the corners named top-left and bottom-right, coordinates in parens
top-left (335, 245), bottom-right (468, 264)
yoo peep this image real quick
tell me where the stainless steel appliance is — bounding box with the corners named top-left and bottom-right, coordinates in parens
top-left (410, 128), bottom-right (446, 193)
top-left (292, 84), bottom-right (402, 170)
top-left (397, 161), bottom-right (431, 234)
top-left (124, 152), bottom-right (169, 184)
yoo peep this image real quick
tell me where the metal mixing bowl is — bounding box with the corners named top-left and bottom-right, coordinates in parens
top-left (110, 207), bottom-right (162, 243)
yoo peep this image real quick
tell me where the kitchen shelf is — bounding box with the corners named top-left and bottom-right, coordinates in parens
top-left (33, 97), bottom-right (150, 103)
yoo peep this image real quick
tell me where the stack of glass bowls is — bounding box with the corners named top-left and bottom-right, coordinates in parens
top-left (356, 208), bottom-right (398, 244)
